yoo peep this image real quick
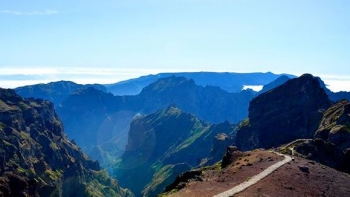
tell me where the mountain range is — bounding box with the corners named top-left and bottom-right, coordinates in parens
top-left (105, 72), bottom-right (295, 95)
top-left (52, 76), bottom-right (255, 165)
top-left (5, 71), bottom-right (350, 197)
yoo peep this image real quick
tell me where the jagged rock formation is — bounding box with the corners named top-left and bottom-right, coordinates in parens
top-left (114, 106), bottom-right (235, 197)
top-left (295, 100), bottom-right (350, 173)
top-left (236, 74), bottom-right (332, 150)
top-left (0, 88), bottom-right (133, 197)
top-left (15, 80), bottom-right (106, 108)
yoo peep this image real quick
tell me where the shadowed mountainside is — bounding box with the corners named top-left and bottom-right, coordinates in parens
top-left (0, 88), bottom-right (133, 197)
top-left (114, 106), bottom-right (235, 197)
top-left (236, 74), bottom-right (332, 150)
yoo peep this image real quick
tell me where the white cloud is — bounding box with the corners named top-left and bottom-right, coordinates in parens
top-left (242, 85), bottom-right (263, 92)
top-left (2, 9), bottom-right (58, 16)
top-left (0, 67), bottom-right (180, 88)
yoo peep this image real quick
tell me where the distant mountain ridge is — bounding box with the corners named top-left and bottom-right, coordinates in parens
top-left (105, 72), bottom-right (295, 95)
top-left (15, 80), bottom-right (106, 107)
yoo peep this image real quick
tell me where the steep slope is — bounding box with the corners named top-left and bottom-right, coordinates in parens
top-left (293, 100), bottom-right (350, 173)
top-left (0, 88), bottom-right (132, 197)
top-left (114, 106), bottom-right (235, 196)
top-left (106, 72), bottom-right (295, 95)
top-left (236, 74), bottom-right (332, 150)
top-left (15, 80), bottom-right (106, 107)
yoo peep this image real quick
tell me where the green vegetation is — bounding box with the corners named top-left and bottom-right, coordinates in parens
top-left (0, 100), bottom-right (15, 111)
top-left (50, 142), bottom-right (59, 150)
top-left (19, 131), bottom-right (31, 141)
top-left (238, 118), bottom-right (250, 128)
top-left (18, 101), bottom-right (31, 111)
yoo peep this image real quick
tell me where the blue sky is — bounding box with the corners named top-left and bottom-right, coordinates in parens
top-left (0, 0), bottom-right (349, 91)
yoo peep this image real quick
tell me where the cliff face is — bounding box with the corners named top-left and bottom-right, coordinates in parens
top-left (0, 88), bottom-right (132, 197)
top-left (114, 106), bottom-right (235, 197)
top-left (236, 74), bottom-right (332, 150)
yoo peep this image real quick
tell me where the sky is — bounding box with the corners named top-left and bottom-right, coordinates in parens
top-left (0, 0), bottom-right (349, 91)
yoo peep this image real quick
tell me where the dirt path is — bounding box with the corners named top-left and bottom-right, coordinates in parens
top-left (213, 152), bottom-right (292, 197)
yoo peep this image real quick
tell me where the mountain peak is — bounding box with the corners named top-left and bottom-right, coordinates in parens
top-left (236, 74), bottom-right (332, 150)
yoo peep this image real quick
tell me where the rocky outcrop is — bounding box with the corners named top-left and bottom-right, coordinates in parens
top-left (221, 146), bottom-right (243, 168)
top-left (315, 100), bottom-right (350, 148)
top-left (0, 88), bottom-right (133, 197)
top-left (114, 106), bottom-right (235, 196)
top-left (295, 100), bottom-right (350, 173)
top-left (236, 74), bottom-right (332, 150)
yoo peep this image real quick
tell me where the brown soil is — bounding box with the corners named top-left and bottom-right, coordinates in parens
top-left (165, 150), bottom-right (284, 197)
top-left (165, 150), bottom-right (350, 197)
top-left (237, 156), bottom-right (350, 197)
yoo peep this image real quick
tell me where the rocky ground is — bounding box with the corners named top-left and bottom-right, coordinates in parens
top-left (163, 150), bottom-right (350, 197)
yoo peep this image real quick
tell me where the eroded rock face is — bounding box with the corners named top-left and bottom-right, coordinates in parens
top-left (315, 100), bottom-right (350, 149)
top-left (0, 88), bottom-right (133, 197)
top-left (236, 74), bottom-right (332, 150)
top-left (295, 100), bottom-right (350, 173)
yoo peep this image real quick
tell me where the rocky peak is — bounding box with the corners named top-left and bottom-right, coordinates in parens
top-left (236, 74), bottom-right (332, 150)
